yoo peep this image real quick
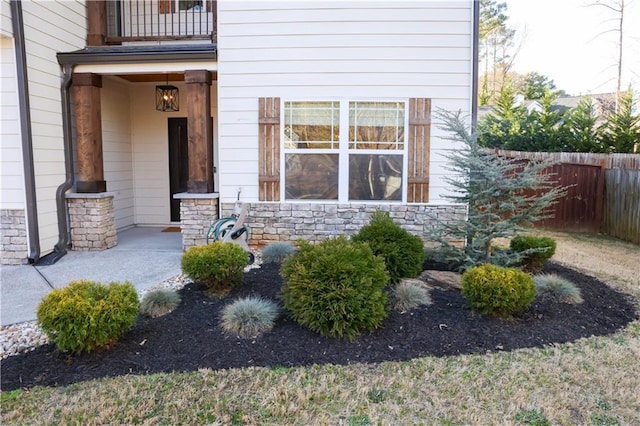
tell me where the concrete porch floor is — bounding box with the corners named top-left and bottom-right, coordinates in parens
top-left (1, 227), bottom-right (183, 326)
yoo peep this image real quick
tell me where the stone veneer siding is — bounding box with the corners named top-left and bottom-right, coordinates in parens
top-left (220, 203), bottom-right (467, 247)
top-left (67, 194), bottom-right (117, 251)
top-left (179, 197), bottom-right (219, 250)
top-left (0, 209), bottom-right (28, 265)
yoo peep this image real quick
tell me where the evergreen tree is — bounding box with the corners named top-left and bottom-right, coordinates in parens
top-left (478, 84), bottom-right (527, 148)
top-left (564, 97), bottom-right (606, 152)
top-left (429, 110), bottom-right (566, 270)
top-left (600, 89), bottom-right (640, 153)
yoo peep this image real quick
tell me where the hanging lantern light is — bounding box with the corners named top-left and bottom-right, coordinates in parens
top-left (156, 75), bottom-right (179, 112)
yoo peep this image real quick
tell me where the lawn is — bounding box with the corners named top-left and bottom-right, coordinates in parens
top-left (1, 231), bottom-right (639, 425)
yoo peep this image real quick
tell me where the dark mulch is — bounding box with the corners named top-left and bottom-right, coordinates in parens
top-left (1, 262), bottom-right (637, 392)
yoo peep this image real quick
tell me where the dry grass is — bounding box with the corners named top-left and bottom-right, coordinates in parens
top-left (2, 231), bottom-right (639, 425)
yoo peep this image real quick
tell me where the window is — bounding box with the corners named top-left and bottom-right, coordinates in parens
top-left (159, 0), bottom-right (206, 14)
top-left (283, 100), bottom-right (407, 202)
top-left (258, 97), bottom-right (430, 203)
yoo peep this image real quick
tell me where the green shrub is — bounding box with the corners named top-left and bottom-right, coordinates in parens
top-left (393, 280), bottom-right (432, 312)
top-left (352, 210), bottom-right (425, 283)
top-left (534, 273), bottom-right (583, 304)
top-left (140, 289), bottom-right (182, 318)
top-left (261, 242), bottom-right (296, 264)
top-left (510, 235), bottom-right (557, 272)
top-left (461, 264), bottom-right (535, 317)
top-left (280, 236), bottom-right (389, 340)
top-left (37, 280), bottom-right (139, 354)
top-left (220, 296), bottom-right (279, 338)
top-left (181, 242), bottom-right (248, 295)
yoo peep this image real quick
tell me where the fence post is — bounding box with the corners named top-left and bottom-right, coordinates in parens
top-left (595, 159), bottom-right (606, 233)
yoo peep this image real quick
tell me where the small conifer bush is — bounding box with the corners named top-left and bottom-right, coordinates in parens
top-left (181, 242), bottom-right (248, 295)
top-left (462, 264), bottom-right (535, 317)
top-left (393, 280), bottom-right (432, 312)
top-left (261, 241), bottom-right (296, 264)
top-left (280, 236), bottom-right (389, 340)
top-left (352, 210), bottom-right (425, 283)
top-left (534, 273), bottom-right (583, 304)
top-left (140, 289), bottom-right (182, 317)
top-left (220, 296), bottom-right (279, 338)
top-left (510, 235), bottom-right (557, 272)
top-left (37, 280), bottom-right (139, 354)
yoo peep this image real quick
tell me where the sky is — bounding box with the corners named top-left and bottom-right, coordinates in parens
top-left (504, 0), bottom-right (640, 96)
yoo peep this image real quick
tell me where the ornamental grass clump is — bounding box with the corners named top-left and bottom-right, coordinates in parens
top-left (510, 235), bottom-right (557, 272)
top-left (36, 280), bottom-right (139, 354)
top-left (220, 296), bottom-right (279, 338)
top-left (181, 242), bottom-right (248, 296)
top-left (140, 289), bottom-right (182, 318)
top-left (280, 236), bottom-right (389, 340)
top-left (393, 280), bottom-right (432, 312)
top-left (534, 273), bottom-right (583, 304)
top-left (352, 210), bottom-right (425, 283)
top-left (461, 264), bottom-right (535, 317)
top-left (261, 241), bottom-right (296, 264)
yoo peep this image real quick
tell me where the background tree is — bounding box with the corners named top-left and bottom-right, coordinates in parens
top-left (564, 97), bottom-right (606, 152)
top-left (600, 89), bottom-right (640, 152)
top-left (521, 72), bottom-right (566, 100)
top-left (428, 110), bottom-right (566, 270)
top-left (478, 84), bottom-right (527, 148)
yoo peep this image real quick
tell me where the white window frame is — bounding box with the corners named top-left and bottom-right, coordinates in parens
top-left (280, 99), bottom-right (409, 204)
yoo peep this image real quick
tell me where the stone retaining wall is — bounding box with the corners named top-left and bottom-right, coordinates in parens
top-left (0, 209), bottom-right (28, 265)
top-left (67, 194), bottom-right (117, 251)
top-left (220, 202), bottom-right (466, 246)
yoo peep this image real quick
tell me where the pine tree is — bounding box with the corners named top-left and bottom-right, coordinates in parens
top-left (601, 89), bottom-right (640, 153)
top-left (565, 97), bottom-right (606, 152)
top-left (428, 110), bottom-right (566, 270)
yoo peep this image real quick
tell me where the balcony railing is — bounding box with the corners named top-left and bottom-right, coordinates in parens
top-left (104, 0), bottom-right (216, 44)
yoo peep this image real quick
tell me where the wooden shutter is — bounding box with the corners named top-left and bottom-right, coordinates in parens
top-left (159, 0), bottom-right (175, 14)
top-left (407, 98), bottom-right (431, 203)
top-left (258, 97), bottom-right (281, 201)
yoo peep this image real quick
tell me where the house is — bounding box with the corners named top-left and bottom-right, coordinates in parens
top-left (0, 0), bottom-right (479, 265)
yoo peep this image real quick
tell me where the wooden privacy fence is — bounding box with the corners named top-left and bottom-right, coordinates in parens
top-left (496, 150), bottom-right (640, 244)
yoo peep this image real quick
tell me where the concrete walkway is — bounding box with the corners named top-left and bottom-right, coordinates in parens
top-left (1, 227), bottom-right (183, 326)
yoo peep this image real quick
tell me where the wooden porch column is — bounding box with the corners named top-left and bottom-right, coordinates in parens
top-left (185, 70), bottom-right (213, 193)
top-left (72, 73), bottom-right (106, 193)
top-left (86, 0), bottom-right (107, 46)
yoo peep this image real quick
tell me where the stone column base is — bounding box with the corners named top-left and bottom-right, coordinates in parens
top-left (175, 193), bottom-right (219, 251)
top-left (0, 209), bottom-right (28, 265)
top-left (66, 192), bottom-right (117, 251)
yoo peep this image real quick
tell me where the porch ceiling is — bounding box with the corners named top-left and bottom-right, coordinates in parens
top-left (117, 72), bottom-right (218, 83)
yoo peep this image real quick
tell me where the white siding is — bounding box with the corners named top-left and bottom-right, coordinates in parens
top-left (217, 0), bottom-right (474, 204)
top-left (20, 1), bottom-right (85, 253)
top-left (130, 81), bottom-right (218, 225)
top-left (102, 77), bottom-right (134, 230)
top-left (0, 0), bottom-right (11, 37)
top-left (0, 36), bottom-right (24, 210)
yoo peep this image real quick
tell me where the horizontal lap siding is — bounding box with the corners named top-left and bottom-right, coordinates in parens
top-left (217, 1), bottom-right (473, 204)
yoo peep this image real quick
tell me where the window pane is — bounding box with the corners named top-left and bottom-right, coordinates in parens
top-left (179, 0), bottom-right (203, 11)
top-left (284, 102), bottom-right (339, 149)
top-left (285, 154), bottom-right (338, 200)
top-left (349, 102), bottom-right (405, 150)
top-left (349, 154), bottom-right (403, 201)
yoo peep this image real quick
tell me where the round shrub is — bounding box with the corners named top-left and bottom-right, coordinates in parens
top-left (261, 241), bottom-right (296, 264)
top-left (534, 273), bottom-right (583, 304)
top-left (393, 280), bottom-right (432, 312)
top-left (181, 242), bottom-right (248, 295)
top-left (461, 264), bottom-right (535, 317)
top-left (220, 296), bottom-right (279, 338)
top-left (36, 280), bottom-right (139, 354)
top-left (140, 289), bottom-right (182, 318)
top-left (510, 235), bottom-right (557, 272)
top-left (280, 236), bottom-right (389, 340)
top-left (352, 210), bottom-right (425, 283)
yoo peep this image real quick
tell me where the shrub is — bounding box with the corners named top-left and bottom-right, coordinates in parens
top-left (181, 242), bottom-right (248, 295)
top-left (280, 236), bottom-right (389, 340)
top-left (37, 280), bottom-right (139, 354)
top-left (140, 289), bottom-right (182, 318)
top-left (534, 274), bottom-right (583, 304)
top-left (461, 264), bottom-right (535, 317)
top-left (220, 296), bottom-right (279, 338)
top-left (261, 242), bottom-right (296, 264)
top-left (510, 235), bottom-right (557, 272)
top-left (352, 210), bottom-right (425, 283)
top-left (393, 280), bottom-right (432, 312)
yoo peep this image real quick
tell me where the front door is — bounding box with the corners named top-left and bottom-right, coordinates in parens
top-left (168, 117), bottom-right (189, 222)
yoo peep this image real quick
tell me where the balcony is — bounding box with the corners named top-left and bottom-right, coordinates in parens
top-left (90, 0), bottom-right (216, 45)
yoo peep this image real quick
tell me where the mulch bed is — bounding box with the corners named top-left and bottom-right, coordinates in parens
top-left (1, 262), bottom-right (637, 392)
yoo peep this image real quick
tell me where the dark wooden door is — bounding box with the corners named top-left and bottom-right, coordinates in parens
top-left (168, 118), bottom-right (189, 222)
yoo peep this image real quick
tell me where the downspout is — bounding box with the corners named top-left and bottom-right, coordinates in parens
top-left (471, 0), bottom-right (480, 132)
top-left (52, 63), bottom-right (75, 257)
top-left (11, 0), bottom-right (40, 263)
